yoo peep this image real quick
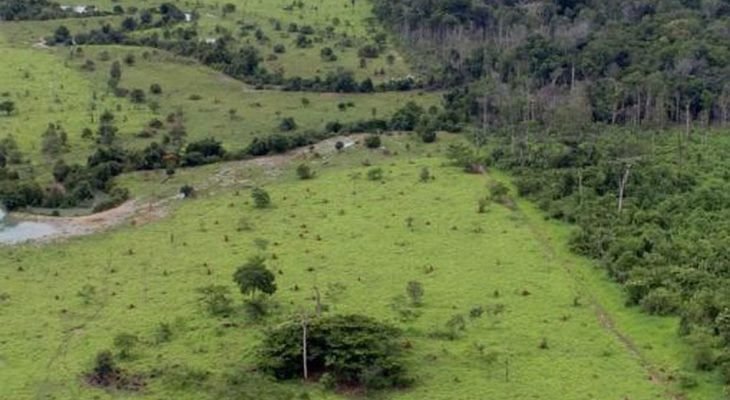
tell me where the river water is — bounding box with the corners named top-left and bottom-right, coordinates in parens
top-left (0, 208), bottom-right (59, 245)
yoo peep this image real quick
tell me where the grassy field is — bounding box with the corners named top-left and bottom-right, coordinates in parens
top-left (0, 0), bottom-right (411, 82)
top-left (0, 135), bottom-right (723, 400)
top-left (0, 1), bottom-right (726, 399)
top-left (0, 43), bottom-right (436, 171)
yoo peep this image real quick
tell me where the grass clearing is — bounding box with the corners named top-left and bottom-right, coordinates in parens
top-left (0, 43), bottom-right (437, 170)
top-left (0, 136), bottom-right (719, 399)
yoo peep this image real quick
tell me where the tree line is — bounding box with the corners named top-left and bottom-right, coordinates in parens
top-left (373, 0), bottom-right (730, 128)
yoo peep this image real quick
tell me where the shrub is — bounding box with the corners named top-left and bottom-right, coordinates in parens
top-left (278, 117), bottom-right (297, 132)
top-left (406, 281), bottom-right (424, 306)
top-left (130, 89), bottom-right (146, 104)
top-left (258, 314), bottom-right (411, 390)
top-left (180, 185), bottom-right (195, 198)
top-left (296, 163), bottom-right (315, 180)
top-left (113, 333), bottom-right (139, 359)
top-left (295, 34), bottom-right (311, 48)
top-left (196, 285), bottom-right (233, 317)
top-left (364, 135), bottom-right (381, 149)
top-left (639, 287), bottom-right (680, 316)
top-left (367, 167), bottom-right (383, 181)
top-left (419, 167), bottom-right (431, 183)
top-left (251, 187), bottom-right (271, 208)
top-left (420, 130), bottom-right (437, 143)
top-left (85, 350), bottom-right (144, 390)
top-left (150, 83), bottom-right (162, 94)
top-left (358, 44), bottom-right (380, 58)
top-left (320, 47), bottom-right (337, 61)
top-left (273, 44), bottom-right (286, 53)
top-left (488, 181), bottom-right (509, 199)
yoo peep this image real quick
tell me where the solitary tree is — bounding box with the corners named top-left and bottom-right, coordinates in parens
top-left (233, 256), bottom-right (277, 299)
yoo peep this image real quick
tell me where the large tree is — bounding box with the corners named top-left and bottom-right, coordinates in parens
top-left (233, 256), bottom-right (276, 299)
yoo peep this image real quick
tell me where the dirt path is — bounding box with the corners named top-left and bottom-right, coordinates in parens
top-left (8, 134), bottom-right (365, 244)
top-left (511, 204), bottom-right (684, 400)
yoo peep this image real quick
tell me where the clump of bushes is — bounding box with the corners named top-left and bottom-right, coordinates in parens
top-left (296, 164), bottom-right (315, 180)
top-left (259, 314), bottom-right (412, 391)
top-left (251, 187), bottom-right (271, 208)
top-left (85, 350), bottom-right (144, 391)
top-left (364, 135), bottom-right (381, 149)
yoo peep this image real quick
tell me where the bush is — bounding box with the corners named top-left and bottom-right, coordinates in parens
top-left (419, 167), bottom-right (431, 183)
top-left (130, 89), bottom-right (146, 104)
top-left (406, 281), bottom-right (424, 306)
top-left (364, 135), bottom-right (381, 149)
top-left (278, 117), bottom-right (297, 132)
top-left (85, 350), bottom-right (144, 390)
top-left (640, 287), bottom-right (680, 316)
top-left (367, 167), bottom-right (384, 181)
top-left (273, 44), bottom-right (286, 53)
top-left (320, 47), bottom-right (337, 61)
top-left (488, 182), bottom-right (509, 199)
top-left (251, 187), bottom-right (271, 208)
top-left (113, 333), bottom-right (139, 359)
top-left (196, 285), bottom-right (233, 317)
top-left (296, 163), bottom-right (315, 180)
top-left (180, 185), bottom-right (195, 198)
top-left (420, 130), bottom-right (437, 143)
top-left (358, 44), bottom-right (380, 58)
top-left (258, 314), bottom-right (411, 390)
top-left (150, 83), bottom-right (162, 94)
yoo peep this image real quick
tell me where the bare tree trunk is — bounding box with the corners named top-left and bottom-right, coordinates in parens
top-left (570, 62), bottom-right (575, 92)
top-left (578, 169), bottom-right (583, 206)
top-left (617, 164), bottom-right (631, 213)
top-left (685, 103), bottom-right (691, 139)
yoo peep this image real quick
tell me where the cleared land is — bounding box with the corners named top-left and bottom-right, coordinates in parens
top-left (0, 135), bottom-right (723, 400)
top-left (0, 1), bottom-right (726, 399)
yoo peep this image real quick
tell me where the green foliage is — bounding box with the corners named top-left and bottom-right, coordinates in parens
top-left (419, 167), bottom-right (431, 183)
top-left (406, 281), bottom-right (424, 306)
top-left (113, 332), bottom-right (139, 360)
top-left (367, 167), bottom-right (384, 181)
top-left (278, 117), bottom-right (298, 132)
top-left (296, 163), bottom-right (315, 180)
top-left (196, 285), bottom-right (233, 317)
top-left (259, 314), bottom-right (411, 390)
top-left (251, 187), bottom-right (271, 208)
top-left (373, 0), bottom-right (730, 126)
top-left (364, 135), bottom-right (381, 149)
top-left (233, 256), bottom-right (277, 299)
top-left (0, 100), bottom-right (15, 115)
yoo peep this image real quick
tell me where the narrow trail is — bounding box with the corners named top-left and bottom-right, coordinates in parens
top-left (512, 204), bottom-right (683, 400)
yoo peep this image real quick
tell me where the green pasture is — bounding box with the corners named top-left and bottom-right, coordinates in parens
top-left (0, 43), bottom-right (437, 171)
top-left (0, 136), bottom-right (721, 400)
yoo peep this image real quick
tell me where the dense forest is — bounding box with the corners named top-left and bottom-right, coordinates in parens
top-left (373, 0), bottom-right (730, 128)
top-left (384, 0), bottom-right (730, 385)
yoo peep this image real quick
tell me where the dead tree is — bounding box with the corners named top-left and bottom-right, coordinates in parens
top-left (301, 314), bottom-right (308, 380)
top-left (617, 163), bottom-right (631, 213)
